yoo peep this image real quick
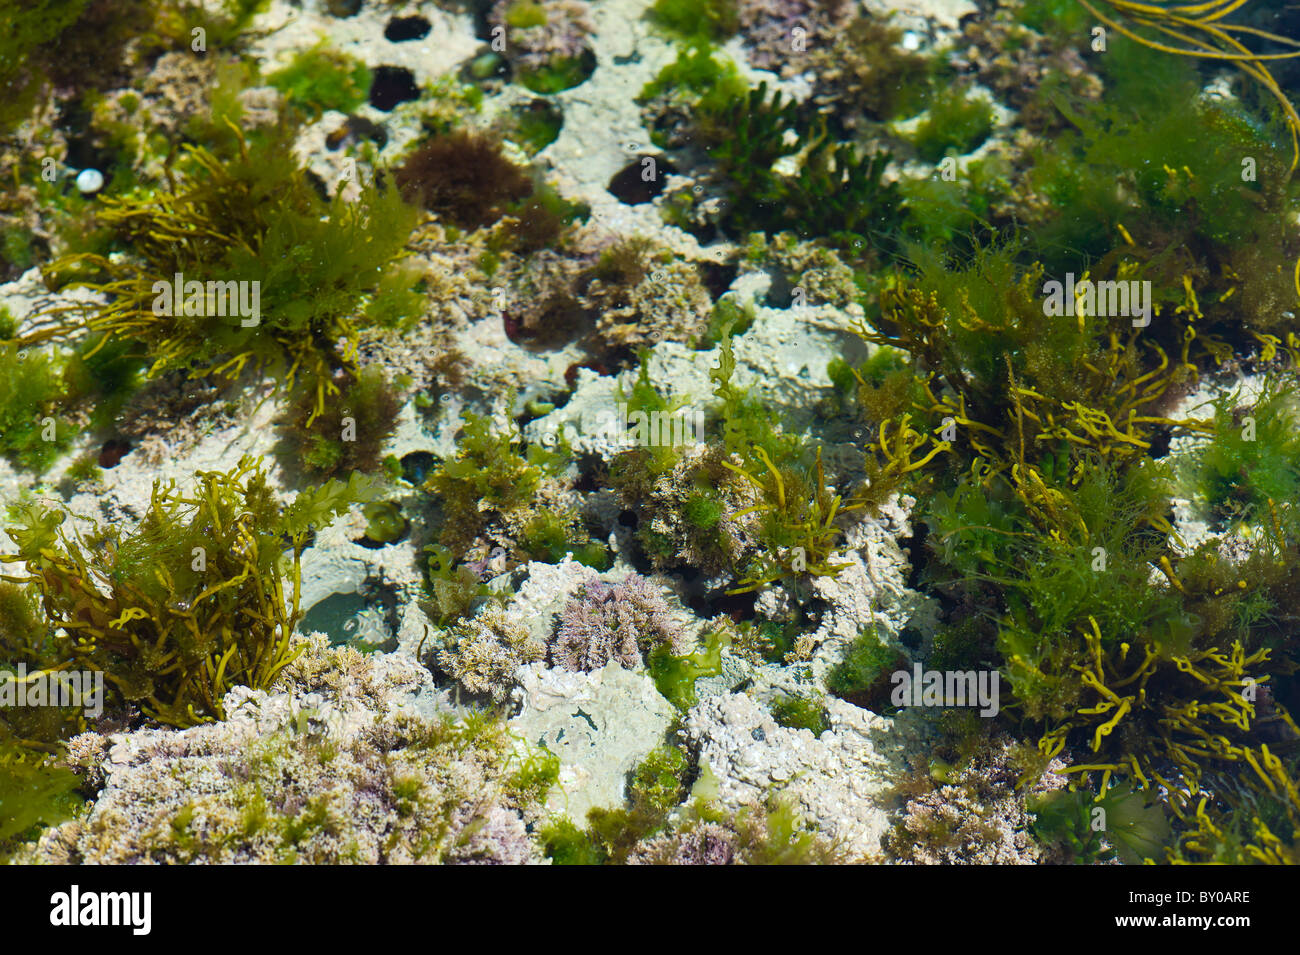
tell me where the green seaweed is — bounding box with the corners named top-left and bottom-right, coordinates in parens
top-left (1030, 781), bottom-right (1173, 865)
top-left (911, 84), bottom-right (995, 163)
top-left (0, 0), bottom-right (91, 132)
top-left (639, 43), bottom-right (749, 147)
top-left (284, 367), bottom-right (402, 480)
top-left (648, 629), bottom-right (728, 710)
top-left (34, 128), bottom-right (422, 421)
top-left (517, 55), bottom-right (595, 95)
top-left (0, 743), bottom-right (82, 859)
top-left (267, 40), bottom-right (372, 119)
top-left (423, 544), bottom-right (507, 627)
top-left (1179, 376), bottom-right (1300, 526)
top-left (707, 83), bottom-right (904, 248)
top-left (546, 743), bottom-right (691, 865)
top-left (709, 333), bottom-right (856, 592)
top-left (770, 693), bottom-right (830, 736)
top-left (424, 410), bottom-right (563, 549)
top-left (361, 500), bottom-right (407, 545)
top-left (645, 0), bottom-right (739, 43)
top-left (2, 458), bottom-right (379, 726)
top-left (518, 510), bottom-right (610, 569)
top-left (0, 343), bottom-right (75, 472)
top-left (826, 629), bottom-right (907, 712)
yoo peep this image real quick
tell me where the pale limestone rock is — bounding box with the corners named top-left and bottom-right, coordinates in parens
top-left (512, 660), bottom-right (676, 822)
top-left (686, 690), bottom-right (930, 858)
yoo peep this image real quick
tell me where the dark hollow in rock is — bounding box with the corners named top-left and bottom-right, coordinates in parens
top-left (399, 450), bottom-right (437, 484)
top-left (61, 121), bottom-right (116, 178)
top-left (607, 155), bottom-right (675, 205)
top-left (510, 98), bottom-right (564, 154)
top-left (303, 168), bottom-right (331, 203)
top-left (764, 270), bottom-right (796, 308)
top-left (503, 300), bottom-right (587, 350)
top-left (700, 261), bottom-right (738, 301)
top-left (691, 589), bottom-right (758, 622)
top-left (98, 439), bottom-right (132, 468)
top-left (385, 15), bottom-right (432, 42)
top-left (369, 66), bottom-right (420, 112)
top-left (564, 360), bottom-right (609, 388)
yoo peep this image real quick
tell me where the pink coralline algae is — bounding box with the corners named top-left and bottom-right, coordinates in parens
top-left (490, 0), bottom-right (594, 73)
top-left (551, 574), bottom-right (688, 672)
top-left (739, 0), bottom-right (852, 75)
top-left (629, 822), bottom-right (738, 865)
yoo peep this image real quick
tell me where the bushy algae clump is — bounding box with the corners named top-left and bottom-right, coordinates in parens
top-left (0, 342), bottom-right (75, 472)
top-left (838, 232), bottom-right (1300, 860)
top-left (419, 405), bottom-right (610, 579)
top-left (31, 127), bottom-right (422, 421)
top-left (769, 693), bottom-right (830, 736)
top-left (3, 0), bottom-right (1299, 868)
top-left (396, 129), bottom-right (533, 230)
top-left (606, 332), bottom-right (868, 601)
top-left (646, 0), bottom-right (738, 44)
top-left (827, 628), bottom-right (907, 713)
top-left (0, 743), bottom-right (81, 861)
top-left (911, 84), bottom-right (995, 162)
top-left (2, 457), bottom-right (379, 726)
top-left (266, 40), bottom-right (372, 119)
top-left (552, 575), bottom-right (687, 673)
top-left (283, 366), bottom-right (403, 480)
top-left (490, 0), bottom-right (596, 94)
top-left (541, 741), bottom-right (842, 865)
top-left (423, 410), bottom-right (558, 550)
top-left (0, 0), bottom-right (269, 135)
top-left (1178, 377), bottom-right (1300, 526)
top-left (437, 607), bottom-right (543, 702)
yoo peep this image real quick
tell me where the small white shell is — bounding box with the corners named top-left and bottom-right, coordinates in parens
top-left (75, 168), bottom-right (105, 194)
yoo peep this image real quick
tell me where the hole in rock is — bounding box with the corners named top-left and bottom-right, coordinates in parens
top-left (369, 66), bottom-right (420, 111)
